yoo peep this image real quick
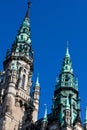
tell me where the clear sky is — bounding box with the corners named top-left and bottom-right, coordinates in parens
top-left (0, 0), bottom-right (87, 123)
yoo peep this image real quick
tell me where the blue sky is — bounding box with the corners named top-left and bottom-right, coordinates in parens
top-left (0, 0), bottom-right (87, 123)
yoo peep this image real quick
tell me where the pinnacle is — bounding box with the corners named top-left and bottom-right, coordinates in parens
top-left (43, 104), bottom-right (48, 122)
top-left (84, 106), bottom-right (87, 124)
top-left (35, 74), bottom-right (40, 87)
top-left (66, 41), bottom-right (70, 57)
top-left (25, 1), bottom-right (32, 19)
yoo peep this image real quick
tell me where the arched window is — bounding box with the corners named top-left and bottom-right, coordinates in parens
top-left (22, 75), bottom-right (25, 89)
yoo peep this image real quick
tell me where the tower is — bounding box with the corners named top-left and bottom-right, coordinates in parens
top-left (33, 75), bottom-right (40, 122)
top-left (0, 2), bottom-right (37, 130)
top-left (52, 44), bottom-right (81, 127)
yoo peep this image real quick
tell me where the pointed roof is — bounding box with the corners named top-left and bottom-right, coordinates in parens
top-left (66, 41), bottom-right (70, 57)
top-left (10, 2), bottom-right (32, 57)
top-left (61, 42), bottom-right (73, 74)
top-left (35, 74), bottom-right (40, 87)
top-left (25, 1), bottom-right (31, 19)
top-left (43, 104), bottom-right (48, 122)
top-left (22, 2), bottom-right (31, 27)
top-left (84, 106), bottom-right (87, 124)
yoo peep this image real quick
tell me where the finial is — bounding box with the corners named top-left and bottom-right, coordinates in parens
top-left (66, 41), bottom-right (70, 57)
top-left (84, 106), bottom-right (87, 124)
top-left (35, 73), bottom-right (40, 87)
top-left (43, 104), bottom-right (48, 122)
top-left (28, 1), bottom-right (32, 8)
top-left (25, 1), bottom-right (32, 18)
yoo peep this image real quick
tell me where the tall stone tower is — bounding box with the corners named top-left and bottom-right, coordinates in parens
top-left (52, 44), bottom-right (81, 127)
top-left (0, 2), bottom-right (40, 130)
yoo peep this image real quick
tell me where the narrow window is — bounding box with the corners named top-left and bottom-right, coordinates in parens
top-left (21, 35), bottom-right (23, 40)
top-left (22, 75), bottom-right (25, 89)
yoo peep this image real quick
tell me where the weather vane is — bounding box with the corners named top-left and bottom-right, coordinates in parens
top-left (28, 1), bottom-right (32, 8)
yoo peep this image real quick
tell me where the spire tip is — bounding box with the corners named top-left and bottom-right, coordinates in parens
top-left (66, 40), bottom-right (70, 57)
top-left (35, 73), bottom-right (40, 87)
top-left (43, 104), bottom-right (48, 122)
top-left (25, 1), bottom-right (32, 18)
top-left (28, 1), bottom-right (32, 8)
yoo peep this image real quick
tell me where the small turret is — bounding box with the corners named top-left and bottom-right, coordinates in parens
top-left (41, 104), bottom-right (48, 130)
top-left (35, 75), bottom-right (40, 87)
top-left (84, 107), bottom-right (87, 130)
top-left (33, 74), bottom-right (40, 122)
top-left (43, 104), bottom-right (48, 122)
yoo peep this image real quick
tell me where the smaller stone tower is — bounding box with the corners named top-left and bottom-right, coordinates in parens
top-left (33, 75), bottom-right (40, 122)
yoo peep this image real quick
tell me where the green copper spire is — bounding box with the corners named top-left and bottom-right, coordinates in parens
top-left (61, 42), bottom-right (73, 74)
top-left (84, 106), bottom-right (87, 124)
top-left (66, 41), bottom-right (70, 57)
top-left (35, 74), bottom-right (40, 87)
top-left (16, 2), bottom-right (31, 45)
top-left (65, 96), bottom-right (70, 110)
top-left (9, 2), bottom-right (33, 60)
top-left (53, 43), bottom-right (80, 126)
top-left (43, 104), bottom-right (48, 122)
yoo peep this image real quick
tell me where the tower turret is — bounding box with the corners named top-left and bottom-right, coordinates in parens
top-left (33, 75), bottom-right (40, 122)
top-left (84, 107), bottom-right (87, 130)
top-left (52, 43), bottom-right (81, 127)
top-left (41, 104), bottom-right (48, 130)
top-left (0, 2), bottom-right (35, 130)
